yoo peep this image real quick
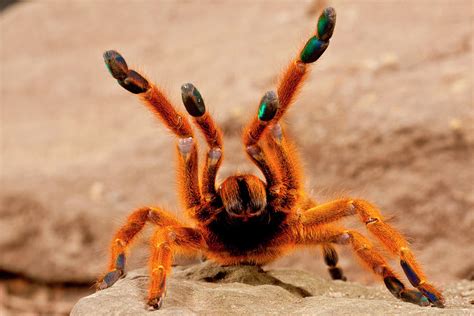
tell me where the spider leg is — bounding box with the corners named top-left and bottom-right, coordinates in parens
top-left (274, 7), bottom-right (336, 123)
top-left (243, 91), bottom-right (282, 195)
top-left (321, 241), bottom-right (346, 281)
top-left (97, 207), bottom-right (205, 310)
top-left (97, 207), bottom-right (181, 290)
top-left (264, 123), bottom-right (303, 210)
top-left (293, 225), bottom-right (430, 306)
top-left (299, 195), bottom-right (347, 281)
top-left (299, 199), bottom-right (445, 307)
top-left (245, 8), bottom-right (335, 205)
top-left (181, 83), bottom-right (223, 201)
top-left (148, 226), bottom-right (205, 309)
top-left (103, 51), bottom-right (201, 208)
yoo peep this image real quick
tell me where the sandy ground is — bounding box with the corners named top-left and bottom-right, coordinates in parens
top-left (1, 0), bottom-right (473, 314)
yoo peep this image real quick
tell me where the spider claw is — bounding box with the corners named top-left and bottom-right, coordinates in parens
top-left (258, 91), bottom-right (279, 121)
top-left (419, 284), bottom-right (446, 308)
top-left (181, 83), bottom-right (206, 117)
top-left (328, 267), bottom-right (346, 281)
top-left (317, 7), bottom-right (336, 41)
top-left (103, 50), bottom-right (129, 80)
top-left (400, 289), bottom-right (430, 307)
top-left (97, 269), bottom-right (124, 290)
top-left (147, 295), bottom-right (164, 310)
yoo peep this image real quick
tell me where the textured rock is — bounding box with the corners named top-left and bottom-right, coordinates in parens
top-left (71, 262), bottom-right (474, 315)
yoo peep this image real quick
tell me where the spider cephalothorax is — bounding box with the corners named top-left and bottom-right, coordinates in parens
top-left (97, 7), bottom-right (445, 310)
top-left (218, 175), bottom-right (267, 219)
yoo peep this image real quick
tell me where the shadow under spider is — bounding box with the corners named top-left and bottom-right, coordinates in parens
top-left (182, 262), bottom-right (312, 298)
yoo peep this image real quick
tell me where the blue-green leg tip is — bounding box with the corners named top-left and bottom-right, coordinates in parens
top-left (300, 36), bottom-right (329, 64)
top-left (103, 50), bottom-right (128, 80)
top-left (258, 91), bottom-right (279, 121)
top-left (317, 7), bottom-right (336, 41)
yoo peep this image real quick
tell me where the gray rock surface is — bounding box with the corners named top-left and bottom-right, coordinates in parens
top-left (72, 262), bottom-right (474, 315)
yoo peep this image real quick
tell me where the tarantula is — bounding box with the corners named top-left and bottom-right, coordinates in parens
top-left (98, 7), bottom-right (444, 309)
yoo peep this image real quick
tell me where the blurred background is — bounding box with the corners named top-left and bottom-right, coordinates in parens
top-left (1, 0), bottom-right (472, 314)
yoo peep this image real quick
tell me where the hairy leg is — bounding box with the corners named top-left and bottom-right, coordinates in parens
top-left (292, 225), bottom-right (431, 306)
top-left (243, 91), bottom-right (282, 194)
top-left (242, 8), bottom-right (336, 199)
top-left (264, 123), bottom-right (303, 210)
top-left (97, 206), bottom-right (206, 310)
top-left (274, 7), bottom-right (336, 122)
top-left (299, 194), bottom-right (347, 280)
top-left (181, 83), bottom-right (223, 201)
top-left (259, 8), bottom-right (336, 208)
top-left (299, 198), bottom-right (445, 307)
top-left (103, 51), bottom-right (201, 208)
top-left (148, 226), bottom-right (205, 309)
top-left (97, 206), bottom-right (181, 290)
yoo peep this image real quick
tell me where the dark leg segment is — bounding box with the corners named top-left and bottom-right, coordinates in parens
top-left (322, 244), bottom-right (347, 281)
top-left (273, 7), bottom-right (336, 122)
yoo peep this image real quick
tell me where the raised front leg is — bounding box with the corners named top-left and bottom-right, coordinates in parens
top-left (253, 7), bottom-right (336, 210)
top-left (181, 83), bottom-right (223, 202)
top-left (103, 51), bottom-right (202, 208)
top-left (274, 7), bottom-right (336, 122)
top-left (243, 91), bottom-right (282, 194)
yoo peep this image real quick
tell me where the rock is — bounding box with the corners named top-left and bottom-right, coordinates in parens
top-left (71, 262), bottom-right (474, 315)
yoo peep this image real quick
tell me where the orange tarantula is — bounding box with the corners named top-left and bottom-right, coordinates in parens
top-left (98, 7), bottom-right (444, 309)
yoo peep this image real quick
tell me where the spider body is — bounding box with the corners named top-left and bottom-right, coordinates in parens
top-left (98, 7), bottom-right (445, 310)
